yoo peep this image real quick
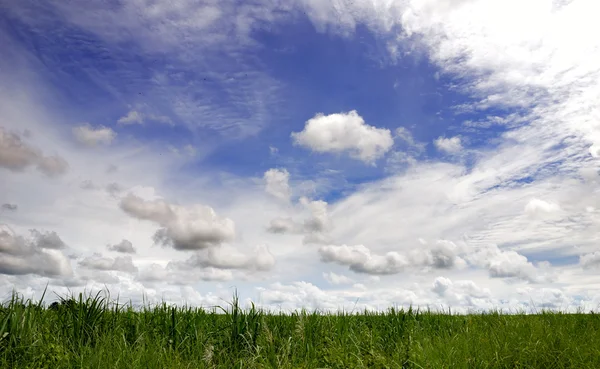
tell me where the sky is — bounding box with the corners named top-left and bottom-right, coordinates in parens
top-left (1, 0), bottom-right (600, 313)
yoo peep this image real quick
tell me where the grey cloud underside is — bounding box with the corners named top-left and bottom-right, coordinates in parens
top-left (107, 239), bottom-right (136, 254)
top-left (30, 229), bottom-right (66, 249)
top-left (0, 127), bottom-right (68, 177)
top-left (0, 229), bottom-right (72, 277)
top-left (265, 194), bottom-right (332, 245)
top-left (78, 254), bottom-right (137, 273)
top-left (119, 194), bottom-right (235, 250)
top-left (1, 203), bottom-right (18, 211)
top-left (318, 242), bottom-right (551, 283)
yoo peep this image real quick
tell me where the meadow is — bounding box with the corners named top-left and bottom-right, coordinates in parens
top-left (1, 289), bottom-right (599, 368)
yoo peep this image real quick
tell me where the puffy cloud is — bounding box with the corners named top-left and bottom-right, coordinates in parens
top-left (266, 197), bottom-right (332, 244)
top-left (0, 127), bottom-right (39, 171)
top-left (323, 271), bottom-right (354, 285)
top-left (138, 263), bottom-right (233, 283)
top-left (72, 123), bottom-right (116, 146)
top-left (291, 110), bottom-right (394, 163)
top-left (0, 128), bottom-right (68, 177)
top-left (266, 217), bottom-right (298, 234)
top-left (466, 245), bottom-right (546, 283)
top-left (431, 277), bottom-right (492, 308)
top-left (179, 244), bottom-right (275, 272)
top-left (580, 252), bottom-right (600, 269)
top-left (1, 203), bottom-right (17, 211)
top-left (107, 239), bottom-right (136, 254)
top-left (319, 244), bottom-right (408, 275)
top-left (264, 168), bottom-right (291, 202)
top-left (425, 240), bottom-right (464, 269)
top-left (117, 110), bottom-right (143, 125)
top-left (105, 182), bottom-right (123, 197)
top-left (79, 254), bottom-right (138, 273)
top-left (0, 227), bottom-right (72, 277)
top-left (300, 197), bottom-right (331, 244)
top-left (524, 198), bottom-right (561, 218)
top-left (36, 155), bottom-right (69, 177)
top-left (319, 241), bottom-right (464, 276)
top-left (80, 180), bottom-right (97, 190)
top-left (434, 136), bottom-right (463, 154)
top-left (432, 276), bottom-right (453, 296)
top-left (120, 193), bottom-right (235, 250)
top-left (117, 110), bottom-right (172, 125)
top-left (30, 230), bottom-right (66, 249)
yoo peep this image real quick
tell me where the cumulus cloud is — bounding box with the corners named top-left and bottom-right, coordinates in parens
top-left (37, 155), bottom-right (69, 177)
top-left (300, 197), bottom-right (332, 244)
top-left (431, 277), bottom-right (492, 307)
top-left (0, 227), bottom-right (72, 277)
top-left (107, 239), bottom-right (136, 254)
top-left (319, 241), bottom-right (465, 276)
top-left (80, 180), bottom-right (97, 190)
top-left (524, 198), bottom-right (561, 218)
top-left (264, 168), bottom-right (291, 202)
top-left (323, 271), bottom-right (354, 285)
top-left (118, 110), bottom-right (172, 125)
top-left (425, 240), bottom-right (464, 269)
top-left (466, 245), bottom-right (546, 283)
top-left (266, 196), bottom-right (332, 244)
top-left (0, 128), bottom-right (68, 177)
top-left (179, 244), bottom-right (275, 272)
top-left (120, 193), bottom-right (235, 250)
top-left (319, 244), bottom-right (409, 275)
top-left (72, 123), bottom-right (116, 146)
top-left (117, 110), bottom-right (143, 124)
top-left (580, 252), bottom-right (600, 269)
top-left (266, 217), bottom-right (298, 234)
top-left (138, 263), bottom-right (233, 284)
top-left (1, 203), bottom-right (17, 211)
top-left (79, 254), bottom-right (138, 273)
top-left (105, 182), bottom-right (123, 197)
top-left (30, 230), bottom-right (66, 249)
top-left (434, 136), bottom-right (463, 154)
top-left (291, 110), bottom-right (394, 163)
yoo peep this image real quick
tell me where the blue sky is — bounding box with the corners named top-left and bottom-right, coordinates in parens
top-left (1, 0), bottom-right (600, 312)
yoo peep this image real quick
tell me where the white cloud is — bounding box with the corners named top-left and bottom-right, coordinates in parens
top-left (120, 193), bottom-right (236, 250)
top-left (434, 136), bottom-right (463, 154)
top-left (266, 196), bottom-right (332, 244)
top-left (117, 110), bottom-right (143, 125)
top-left (72, 124), bottom-right (116, 146)
top-left (37, 155), bottom-right (69, 177)
top-left (264, 168), bottom-right (291, 202)
top-left (323, 271), bottom-right (354, 285)
top-left (0, 127), bottom-right (69, 177)
top-left (79, 254), bottom-right (138, 273)
top-left (267, 217), bottom-right (298, 234)
top-left (580, 252), bottom-right (600, 269)
top-left (179, 244), bottom-right (275, 272)
top-left (291, 110), bottom-right (394, 163)
top-left (524, 198), bottom-right (561, 218)
top-left (138, 263), bottom-right (233, 283)
top-left (319, 241), bottom-right (465, 276)
top-left (466, 244), bottom-right (549, 283)
top-left (30, 230), bottom-right (66, 250)
top-left (107, 239), bottom-right (136, 254)
top-left (1, 203), bottom-right (17, 211)
top-left (319, 244), bottom-right (409, 275)
top-left (0, 226), bottom-right (73, 277)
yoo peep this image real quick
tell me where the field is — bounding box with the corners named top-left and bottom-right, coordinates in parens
top-left (1, 290), bottom-right (600, 368)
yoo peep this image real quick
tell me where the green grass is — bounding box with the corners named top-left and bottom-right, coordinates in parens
top-left (1, 289), bottom-right (600, 368)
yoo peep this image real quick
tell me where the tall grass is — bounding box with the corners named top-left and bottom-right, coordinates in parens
top-left (1, 288), bottom-right (600, 368)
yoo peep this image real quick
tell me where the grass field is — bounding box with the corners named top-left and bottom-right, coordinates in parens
top-left (1, 289), bottom-right (599, 368)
